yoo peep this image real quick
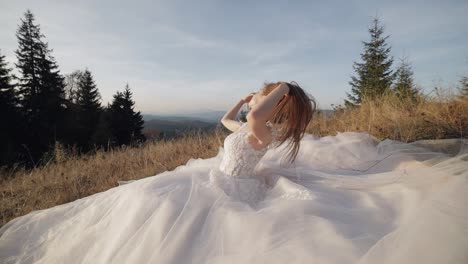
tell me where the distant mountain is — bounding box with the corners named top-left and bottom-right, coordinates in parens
top-left (143, 110), bottom-right (225, 123)
top-left (144, 118), bottom-right (216, 131)
top-left (144, 109), bottom-right (334, 122)
top-left (142, 108), bottom-right (335, 140)
top-left (182, 110), bottom-right (226, 122)
top-left (142, 115), bottom-right (219, 140)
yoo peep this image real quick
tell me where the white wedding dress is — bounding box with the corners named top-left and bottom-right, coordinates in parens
top-left (0, 121), bottom-right (467, 264)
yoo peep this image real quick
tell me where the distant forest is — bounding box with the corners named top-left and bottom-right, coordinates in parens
top-left (1, 10), bottom-right (145, 169)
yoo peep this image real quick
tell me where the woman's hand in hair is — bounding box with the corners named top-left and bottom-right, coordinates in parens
top-left (246, 81), bottom-right (289, 146)
top-left (276, 82), bottom-right (290, 95)
top-left (277, 82), bottom-right (290, 101)
top-left (242, 92), bottom-right (256, 103)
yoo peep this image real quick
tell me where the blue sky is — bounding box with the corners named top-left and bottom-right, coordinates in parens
top-left (0, 0), bottom-right (467, 114)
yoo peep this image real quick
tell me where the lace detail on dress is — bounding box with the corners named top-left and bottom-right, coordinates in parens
top-left (218, 121), bottom-right (279, 177)
top-left (207, 121), bottom-right (280, 205)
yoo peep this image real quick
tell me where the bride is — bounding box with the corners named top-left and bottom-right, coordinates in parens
top-left (0, 82), bottom-right (467, 264)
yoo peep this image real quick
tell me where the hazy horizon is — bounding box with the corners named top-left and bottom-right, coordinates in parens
top-left (1, 0), bottom-right (467, 114)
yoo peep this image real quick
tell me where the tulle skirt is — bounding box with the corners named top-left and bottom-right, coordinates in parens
top-left (0, 132), bottom-right (467, 264)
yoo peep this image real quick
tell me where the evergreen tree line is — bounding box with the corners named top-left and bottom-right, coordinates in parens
top-left (344, 17), bottom-right (420, 106)
top-left (0, 10), bottom-right (145, 169)
top-left (343, 17), bottom-right (466, 106)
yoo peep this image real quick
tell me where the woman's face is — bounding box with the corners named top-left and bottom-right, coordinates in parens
top-left (248, 90), bottom-right (266, 111)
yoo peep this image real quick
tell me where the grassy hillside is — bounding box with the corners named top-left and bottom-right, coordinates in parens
top-left (0, 128), bottom-right (228, 228)
top-left (143, 118), bottom-right (217, 140)
top-left (0, 91), bottom-right (466, 228)
top-left (308, 91), bottom-right (467, 141)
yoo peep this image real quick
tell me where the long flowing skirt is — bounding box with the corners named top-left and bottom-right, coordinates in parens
top-left (0, 132), bottom-right (467, 264)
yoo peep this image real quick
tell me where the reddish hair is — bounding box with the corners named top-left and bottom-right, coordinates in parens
top-left (260, 81), bottom-right (316, 164)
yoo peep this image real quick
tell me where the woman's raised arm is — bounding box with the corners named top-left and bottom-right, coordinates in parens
top-left (221, 93), bottom-right (255, 132)
top-left (247, 82), bottom-right (289, 123)
top-left (246, 82), bottom-right (289, 144)
top-left (220, 99), bottom-right (244, 132)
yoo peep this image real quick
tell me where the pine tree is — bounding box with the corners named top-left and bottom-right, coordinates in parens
top-left (0, 50), bottom-right (24, 167)
top-left (109, 90), bottom-right (128, 146)
top-left (109, 84), bottom-right (145, 146)
top-left (459, 76), bottom-right (468, 99)
top-left (122, 84), bottom-right (145, 143)
top-left (0, 50), bottom-right (18, 119)
top-left (15, 9), bottom-right (67, 163)
top-left (0, 51), bottom-right (17, 109)
top-left (345, 17), bottom-right (394, 106)
top-left (393, 57), bottom-right (419, 101)
top-left (75, 69), bottom-right (102, 151)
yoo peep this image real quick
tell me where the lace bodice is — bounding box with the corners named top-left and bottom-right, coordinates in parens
top-left (219, 121), bottom-right (279, 177)
top-left (206, 121), bottom-right (280, 205)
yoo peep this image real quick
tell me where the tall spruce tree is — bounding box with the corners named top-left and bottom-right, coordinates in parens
top-left (459, 76), bottom-right (468, 99)
top-left (109, 84), bottom-right (145, 146)
top-left (345, 17), bottom-right (394, 106)
top-left (15, 9), bottom-right (67, 163)
top-left (393, 57), bottom-right (419, 101)
top-left (0, 50), bottom-right (24, 167)
top-left (109, 90), bottom-right (127, 146)
top-left (123, 85), bottom-right (145, 143)
top-left (76, 69), bottom-right (102, 151)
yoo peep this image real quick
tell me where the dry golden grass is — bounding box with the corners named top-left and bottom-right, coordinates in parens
top-left (1, 90), bottom-right (467, 228)
top-left (308, 91), bottom-right (467, 142)
top-left (0, 126), bottom-right (229, 228)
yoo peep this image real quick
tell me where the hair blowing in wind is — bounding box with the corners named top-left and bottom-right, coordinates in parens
top-left (261, 81), bottom-right (317, 164)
